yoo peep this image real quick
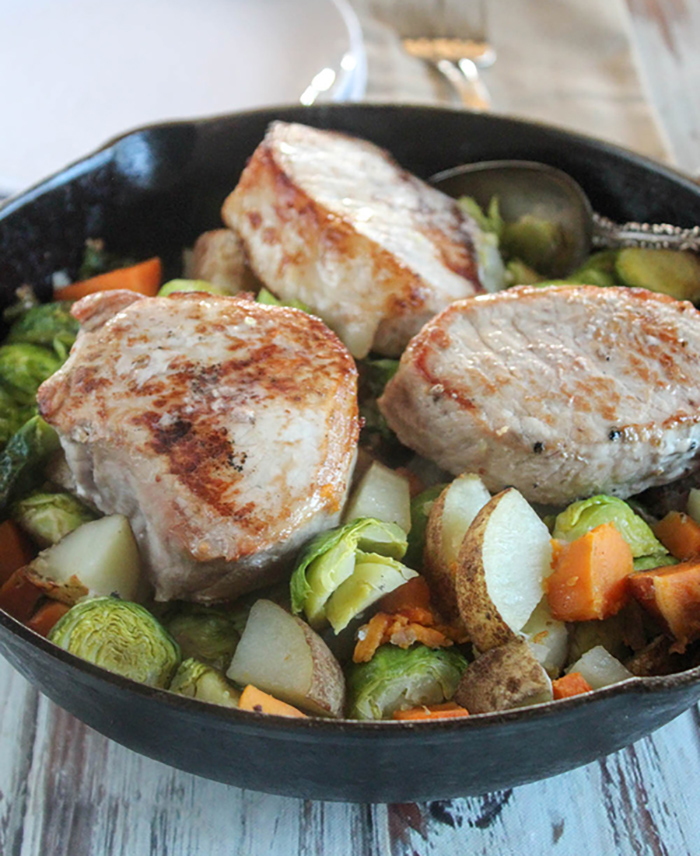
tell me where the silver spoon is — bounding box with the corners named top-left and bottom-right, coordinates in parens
top-left (430, 160), bottom-right (700, 275)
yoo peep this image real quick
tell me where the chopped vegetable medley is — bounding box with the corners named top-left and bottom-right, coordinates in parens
top-left (2, 130), bottom-right (700, 724)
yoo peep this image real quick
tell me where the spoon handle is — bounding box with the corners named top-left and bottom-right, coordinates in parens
top-left (592, 213), bottom-right (700, 252)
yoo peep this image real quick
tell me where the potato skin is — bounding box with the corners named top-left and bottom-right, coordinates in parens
top-left (423, 488), bottom-right (461, 621)
top-left (454, 637), bottom-right (552, 714)
top-left (454, 491), bottom-right (518, 651)
top-left (298, 616), bottom-right (346, 718)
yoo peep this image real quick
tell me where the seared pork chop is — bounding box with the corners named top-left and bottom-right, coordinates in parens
top-left (222, 121), bottom-right (503, 358)
top-left (379, 286), bottom-right (700, 506)
top-left (38, 291), bottom-right (359, 603)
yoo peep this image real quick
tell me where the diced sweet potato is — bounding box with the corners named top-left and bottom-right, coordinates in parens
top-left (654, 511), bottom-right (700, 560)
top-left (546, 523), bottom-right (633, 621)
top-left (0, 521), bottom-right (35, 586)
top-left (26, 600), bottom-right (71, 637)
top-left (377, 576), bottom-right (432, 614)
top-left (628, 561), bottom-right (700, 652)
top-left (238, 685), bottom-right (307, 718)
top-left (0, 567), bottom-right (44, 622)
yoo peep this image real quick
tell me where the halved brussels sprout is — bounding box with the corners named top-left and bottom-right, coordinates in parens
top-left (256, 288), bottom-right (310, 311)
top-left (552, 495), bottom-right (667, 560)
top-left (0, 416), bottom-right (60, 512)
top-left (162, 603), bottom-right (240, 671)
top-left (169, 658), bottom-right (240, 707)
top-left (0, 343), bottom-right (62, 405)
top-left (0, 387), bottom-right (33, 449)
top-left (615, 248), bottom-right (700, 302)
top-left (404, 483), bottom-right (447, 569)
top-left (290, 518), bottom-right (408, 629)
top-left (347, 644), bottom-right (467, 721)
top-left (11, 489), bottom-right (98, 547)
top-left (49, 597), bottom-right (181, 687)
top-left (324, 552), bottom-right (417, 632)
top-left (632, 554), bottom-right (678, 571)
top-left (6, 301), bottom-right (79, 360)
top-left (157, 279), bottom-right (226, 296)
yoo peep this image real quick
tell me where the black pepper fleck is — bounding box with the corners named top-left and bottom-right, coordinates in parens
top-left (533, 442), bottom-right (544, 454)
top-left (609, 429), bottom-right (622, 441)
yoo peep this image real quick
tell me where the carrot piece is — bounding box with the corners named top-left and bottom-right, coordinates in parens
top-left (552, 672), bottom-right (593, 700)
top-left (238, 685), bottom-right (307, 718)
top-left (654, 511), bottom-right (700, 561)
top-left (393, 702), bottom-right (469, 721)
top-left (377, 576), bottom-right (432, 614)
top-left (546, 523), bottom-right (633, 621)
top-left (628, 561), bottom-right (700, 652)
top-left (353, 612), bottom-right (393, 663)
top-left (26, 600), bottom-right (70, 637)
top-left (0, 567), bottom-right (45, 623)
top-left (54, 257), bottom-right (162, 301)
top-left (0, 520), bottom-right (35, 586)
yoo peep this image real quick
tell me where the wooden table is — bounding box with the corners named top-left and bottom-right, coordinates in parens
top-left (1, 2), bottom-right (699, 854)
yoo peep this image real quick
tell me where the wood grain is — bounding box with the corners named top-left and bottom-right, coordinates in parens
top-left (1, 650), bottom-right (698, 856)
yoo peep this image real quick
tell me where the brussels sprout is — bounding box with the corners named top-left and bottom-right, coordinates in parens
top-left (0, 343), bottom-right (62, 405)
top-left (290, 518), bottom-right (408, 629)
top-left (49, 597), bottom-right (180, 686)
top-left (500, 215), bottom-right (569, 278)
top-left (506, 258), bottom-right (544, 286)
top-left (615, 248), bottom-right (700, 302)
top-left (162, 603), bottom-right (240, 671)
top-left (256, 288), bottom-right (310, 311)
top-left (565, 250), bottom-right (620, 288)
top-left (346, 644), bottom-right (468, 720)
top-left (169, 658), bottom-right (240, 707)
top-left (0, 416), bottom-right (60, 512)
top-left (552, 495), bottom-right (667, 560)
top-left (6, 301), bottom-right (79, 360)
top-left (458, 195), bottom-right (504, 236)
top-left (11, 489), bottom-right (97, 547)
top-left (404, 483), bottom-right (447, 568)
top-left (632, 554), bottom-right (678, 571)
top-left (324, 552), bottom-right (417, 632)
top-left (0, 387), bottom-right (34, 449)
top-left (157, 279), bottom-right (225, 297)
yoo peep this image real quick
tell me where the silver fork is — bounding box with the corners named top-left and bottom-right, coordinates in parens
top-left (364, 0), bottom-right (495, 110)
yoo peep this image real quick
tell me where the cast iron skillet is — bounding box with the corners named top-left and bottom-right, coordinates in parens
top-left (1, 105), bottom-right (700, 803)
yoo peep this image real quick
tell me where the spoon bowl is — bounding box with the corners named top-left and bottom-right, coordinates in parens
top-left (431, 159), bottom-right (700, 276)
top-left (431, 160), bottom-right (594, 276)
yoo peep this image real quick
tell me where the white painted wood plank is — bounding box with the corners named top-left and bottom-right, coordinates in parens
top-left (0, 660), bottom-right (40, 856)
top-left (8, 672), bottom-right (699, 856)
top-left (381, 710), bottom-right (700, 856)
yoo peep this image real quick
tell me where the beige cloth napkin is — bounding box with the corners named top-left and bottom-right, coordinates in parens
top-left (349, 0), bottom-right (670, 164)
